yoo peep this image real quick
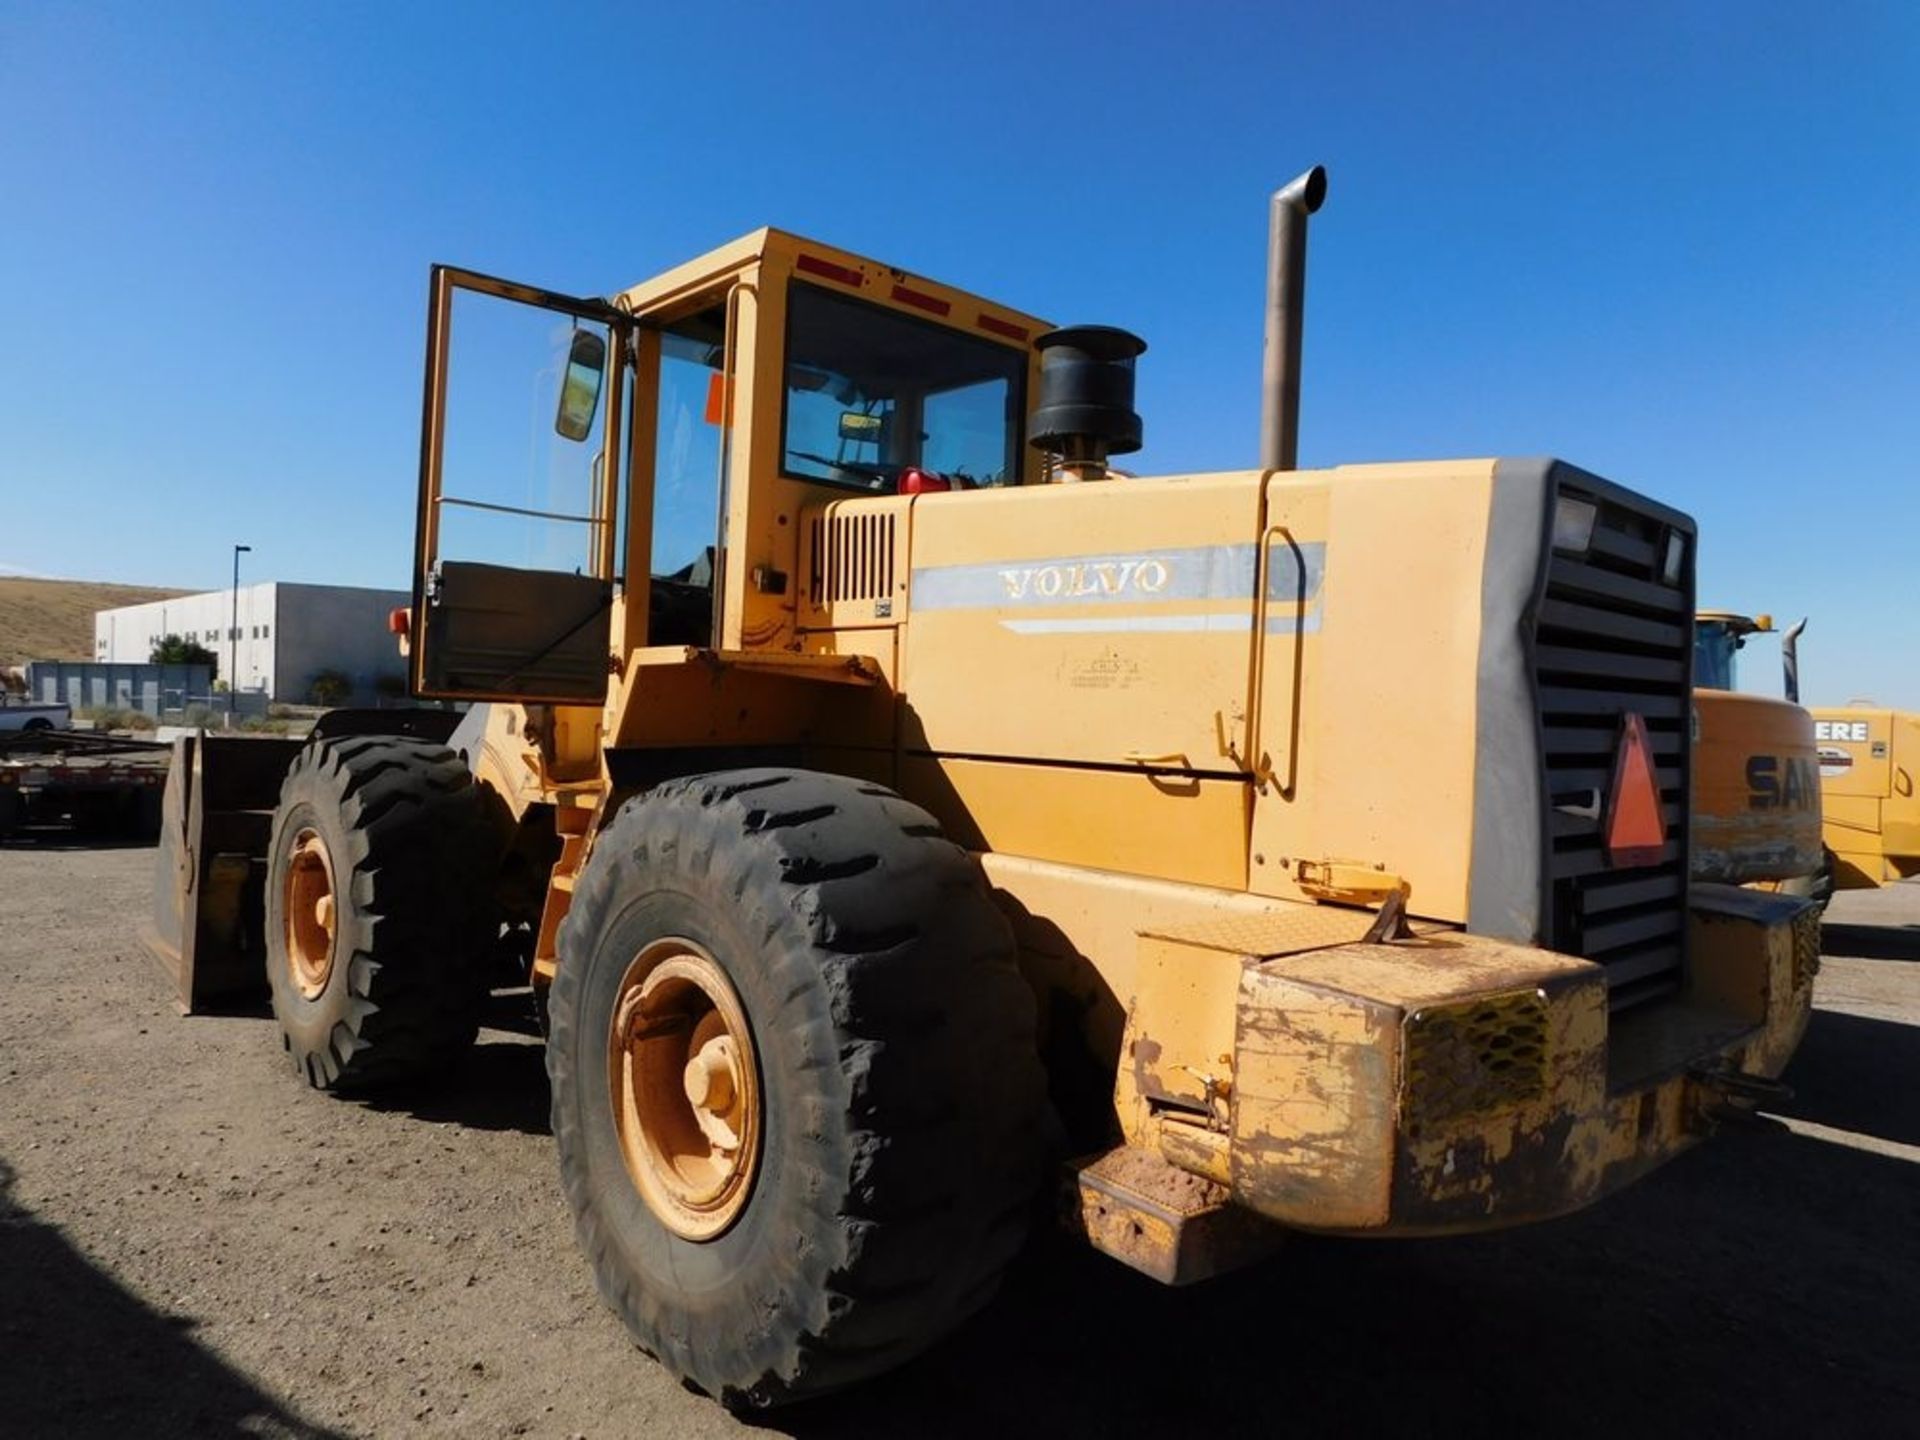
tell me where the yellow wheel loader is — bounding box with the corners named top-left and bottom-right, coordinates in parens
top-left (1811, 706), bottom-right (1920, 887)
top-left (144, 168), bottom-right (1814, 1408)
top-left (1689, 612), bottom-right (1824, 898)
top-left (1695, 611), bottom-right (1920, 892)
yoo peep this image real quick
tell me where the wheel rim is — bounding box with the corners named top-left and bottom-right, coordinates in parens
top-left (284, 828), bottom-right (338, 1000)
top-left (608, 939), bottom-right (761, 1241)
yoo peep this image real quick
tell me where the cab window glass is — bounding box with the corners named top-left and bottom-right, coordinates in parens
top-left (781, 281), bottom-right (1024, 493)
top-left (436, 292), bottom-right (610, 574)
top-left (1693, 622), bottom-right (1738, 691)
top-left (923, 377), bottom-right (1015, 483)
top-left (651, 305), bottom-right (726, 579)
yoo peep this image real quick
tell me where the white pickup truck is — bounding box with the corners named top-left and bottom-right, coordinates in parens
top-left (0, 701), bottom-right (72, 733)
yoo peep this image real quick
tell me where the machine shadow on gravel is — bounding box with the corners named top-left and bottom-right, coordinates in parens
top-left (358, 1029), bottom-right (554, 1137)
top-left (0, 1158), bottom-right (346, 1440)
top-left (0, 829), bottom-right (156, 852)
top-left (1819, 920), bottom-right (1920, 963)
top-left (1777, 1006), bottom-right (1920, 1148)
top-left (765, 1018), bottom-right (1920, 1440)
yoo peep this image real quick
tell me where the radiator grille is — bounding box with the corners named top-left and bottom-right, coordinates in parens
top-left (1536, 485), bottom-right (1693, 1010)
top-left (808, 512), bottom-right (895, 607)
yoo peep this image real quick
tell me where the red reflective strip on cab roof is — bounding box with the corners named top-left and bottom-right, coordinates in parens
top-left (976, 313), bottom-right (1029, 343)
top-left (796, 254), bottom-right (864, 287)
top-left (890, 283), bottom-right (951, 317)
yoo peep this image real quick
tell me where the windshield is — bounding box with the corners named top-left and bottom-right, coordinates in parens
top-left (781, 281), bottom-right (1026, 493)
top-left (1693, 621), bottom-right (1740, 691)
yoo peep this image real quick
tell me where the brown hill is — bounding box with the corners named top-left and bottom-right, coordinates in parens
top-left (0, 578), bottom-right (193, 666)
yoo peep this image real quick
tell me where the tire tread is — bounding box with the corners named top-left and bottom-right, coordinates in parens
top-left (267, 735), bottom-right (495, 1091)
top-left (548, 767), bottom-right (1048, 1408)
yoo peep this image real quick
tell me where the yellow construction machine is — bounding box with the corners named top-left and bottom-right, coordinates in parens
top-left (1811, 706), bottom-right (1920, 887)
top-left (145, 168), bottom-right (1814, 1408)
top-left (1695, 610), bottom-right (1920, 891)
top-left (1689, 612), bottom-right (1823, 895)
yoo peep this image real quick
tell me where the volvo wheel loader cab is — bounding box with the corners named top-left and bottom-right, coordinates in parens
top-left (146, 169), bottom-right (1815, 1408)
top-left (1689, 611), bottom-right (1823, 893)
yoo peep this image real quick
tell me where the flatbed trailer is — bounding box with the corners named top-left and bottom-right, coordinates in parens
top-left (0, 729), bottom-right (171, 840)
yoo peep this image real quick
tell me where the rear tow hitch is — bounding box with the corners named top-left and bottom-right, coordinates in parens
top-left (1689, 1062), bottom-right (1794, 1128)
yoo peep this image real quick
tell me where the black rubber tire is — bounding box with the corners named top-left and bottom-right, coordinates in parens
top-left (549, 768), bottom-right (1048, 1408)
top-left (22, 718), bottom-right (52, 732)
top-left (265, 735), bottom-right (497, 1091)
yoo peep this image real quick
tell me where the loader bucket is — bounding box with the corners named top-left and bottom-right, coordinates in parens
top-left (142, 733), bottom-right (305, 1014)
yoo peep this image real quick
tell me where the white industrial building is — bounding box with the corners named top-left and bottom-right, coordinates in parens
top-left (94, 582), bottom-right (409, 704)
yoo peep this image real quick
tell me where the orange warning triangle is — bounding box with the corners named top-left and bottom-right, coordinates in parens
top-left (1605, 711), bottom-right (1667, 867)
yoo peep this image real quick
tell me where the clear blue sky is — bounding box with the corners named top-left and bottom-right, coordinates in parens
top-left (2, 2), bottom-right (1914, 705)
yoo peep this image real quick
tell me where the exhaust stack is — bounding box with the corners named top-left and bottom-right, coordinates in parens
top-left (1259, 165), bottom-right (1328, 472)
top-left (1782, 618), bottom-right (1807, 704)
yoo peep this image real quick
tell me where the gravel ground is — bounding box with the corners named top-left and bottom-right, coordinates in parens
top-left (2, 840), bottom-right (1916, 1438)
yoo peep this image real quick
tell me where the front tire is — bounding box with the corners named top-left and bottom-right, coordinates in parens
top-left (549, 769), bottom-right (1048, 1408)
top-left (265, 735), bottom-right (497, 1091)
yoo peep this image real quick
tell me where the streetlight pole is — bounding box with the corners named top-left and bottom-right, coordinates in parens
top-left (229, 544), bottom-right (251, 727)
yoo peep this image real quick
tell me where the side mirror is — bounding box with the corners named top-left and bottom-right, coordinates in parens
top-left (554, 329), bottom-right (607, 442)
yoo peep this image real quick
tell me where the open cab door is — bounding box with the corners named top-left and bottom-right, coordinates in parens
top-left (412, 266), bottom-right (629, 703)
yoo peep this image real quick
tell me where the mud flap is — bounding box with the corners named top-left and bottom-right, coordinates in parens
top-left (141, 733), bottom-right (305, 1013)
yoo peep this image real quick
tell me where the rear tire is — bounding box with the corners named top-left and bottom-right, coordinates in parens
top-left (265, 735), bottom-right (497, 1091)
top-left (549, 768), bottom-right (1048, 1408)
